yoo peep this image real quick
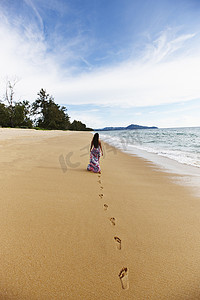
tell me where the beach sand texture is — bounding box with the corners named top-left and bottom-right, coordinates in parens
top-left (0, 128), bottom-right (200, 299)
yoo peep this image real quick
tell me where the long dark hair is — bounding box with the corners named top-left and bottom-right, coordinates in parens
top-left (92, 133), bottom-right (99, 148)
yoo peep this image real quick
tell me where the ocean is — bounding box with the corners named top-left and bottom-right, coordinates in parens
top-left (99, 127), bottom-right (200, 196)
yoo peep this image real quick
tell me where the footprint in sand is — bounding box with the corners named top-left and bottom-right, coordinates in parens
top-left (98, 174), bottom-right (101, 178)
top-left (98, 180), bottom-right (101, 184)
top-left (100, 186), bottom-right (103, 190)
top-left (119, 267), bottom-right (129, 290)
top-left (114, 236), bottom-right (121, 250)
top-left (110, 217), bottom-right (116, 226)
top-left (104, 204), bottom-right (108, 211)
top-left (99, 194), bottom-right (104, 199)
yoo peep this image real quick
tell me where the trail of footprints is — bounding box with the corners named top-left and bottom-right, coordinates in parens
top-left (114, 236), bottom-right (121, 250)
top-left (110, 217), bottom-right (116, 226)
top-left (97, 175), bottom-right (129, 290)
top-left (103, 204), bottom-right (108, 211)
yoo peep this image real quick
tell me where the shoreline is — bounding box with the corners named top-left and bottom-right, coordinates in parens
top-left (0, 128), bottom-right (200, 299)
top-left (100, 133), bottom-right (200, 197)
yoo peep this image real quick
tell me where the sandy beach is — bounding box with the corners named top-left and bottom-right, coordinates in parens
top-left (1, 128), bottom-right (200, 299)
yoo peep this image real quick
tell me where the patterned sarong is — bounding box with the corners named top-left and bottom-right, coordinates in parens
top-left (87, 147), bottom-right (101, 173)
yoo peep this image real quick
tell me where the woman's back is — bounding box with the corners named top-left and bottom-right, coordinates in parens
top-left (92, 133), bottom-right (99, 148)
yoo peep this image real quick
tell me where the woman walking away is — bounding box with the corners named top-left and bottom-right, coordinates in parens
top-left (87, 133), bottom-right (103, 174)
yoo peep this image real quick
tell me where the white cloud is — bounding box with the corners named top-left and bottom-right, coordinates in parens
top-left (142, 28), bottom-right (196, 63)
top-left (0, 13), bottom-right (61, 100)
top-left (0, 7), bottom-right (200, 113)
top-left (69, 111), bottom-right (104, 128)
top-left (54, 50), bottom-right (200, 107)
top-left (152, 114), bottom-right (200, 128)
top-left (23, 0), bottom-right (44, 30)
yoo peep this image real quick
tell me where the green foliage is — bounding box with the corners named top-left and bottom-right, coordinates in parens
top-left (69, 120), bottom-right (86, 131)
top-left (34, 127), bottom-right (49, 130)
top-left (0, 100), bottom-right (32, 128)
top-left (32, 89), bottom-right (70, 130)
top-left (0, 87), bottom-right (93, 131)
top-left (0, 103), bottom-right (10, 127)
top-left (13, 101), bottom-right (32, 128)
top-left (69, 120), bottom-right (93, 131)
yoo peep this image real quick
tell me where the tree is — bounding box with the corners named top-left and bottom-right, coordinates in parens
top-left (13, 101), bottom-right (32, 128)
top-left (1, 78), bottom-right (32, 128)
top-left (69, 120), bottom-right (93, 131)
top-left (31, 89), bottom-right (70, 130)
top-left (0, 103), bottom-right (10, 127)
top-left (4, 79), bottom-right (18, 127)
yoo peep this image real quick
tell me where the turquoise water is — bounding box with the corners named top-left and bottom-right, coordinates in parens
top-left (100, 127), bottom-right (200, 168)
top-left (99, 127), bottom-right (200, 196)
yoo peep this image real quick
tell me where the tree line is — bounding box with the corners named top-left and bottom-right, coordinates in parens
top-left (0, 83), bottom-right (93, 131)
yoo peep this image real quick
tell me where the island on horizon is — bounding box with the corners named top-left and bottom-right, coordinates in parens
top-left (95, 124), bottom-right (158, 131)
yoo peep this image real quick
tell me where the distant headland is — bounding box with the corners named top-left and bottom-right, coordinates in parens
top-left (95, 124), bottom-right (158, 131)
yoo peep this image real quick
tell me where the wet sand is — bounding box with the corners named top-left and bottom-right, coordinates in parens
top-left (0, 128), bottom-right (200, 299)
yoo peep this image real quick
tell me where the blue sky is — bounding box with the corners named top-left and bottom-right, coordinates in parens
top-left (0, 0), bottom-right (200, 128)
